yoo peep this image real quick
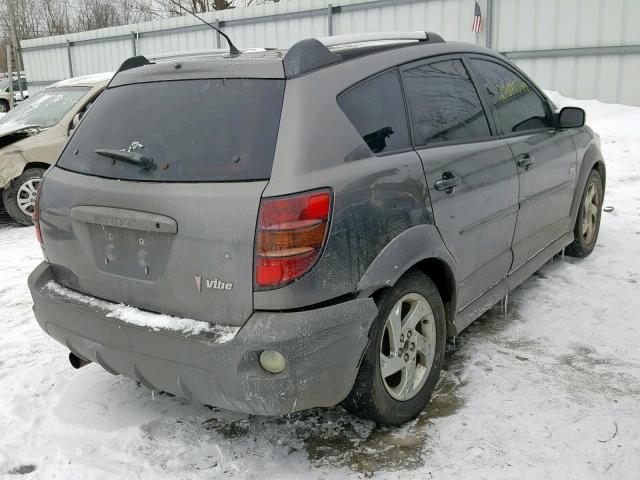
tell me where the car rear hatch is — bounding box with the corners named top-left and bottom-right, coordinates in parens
top-left (38, 77), bottom-right (286, 326)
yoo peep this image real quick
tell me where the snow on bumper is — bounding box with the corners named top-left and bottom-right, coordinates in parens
top-left (28, 262), bottom-right (378, 415)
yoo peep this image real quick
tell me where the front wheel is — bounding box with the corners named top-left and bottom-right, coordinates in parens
top-left (2, 168), bottom-right (46, 226)
top-left (343, 271), bottom-right (446, 425)
top-left (0, 99), bottom-right (9, 113)
top-left (566, 169), bottom-right (604, 258)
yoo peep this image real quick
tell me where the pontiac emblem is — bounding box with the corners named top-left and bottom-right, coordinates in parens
top-left (194, 274), bottom-right (202, 293)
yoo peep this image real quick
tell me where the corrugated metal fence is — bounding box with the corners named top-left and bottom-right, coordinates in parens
top-left (18, 0), bottom-right (640, 105)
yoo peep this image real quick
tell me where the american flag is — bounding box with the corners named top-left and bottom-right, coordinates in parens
top-left (472, 1), bottom-right (482, 33)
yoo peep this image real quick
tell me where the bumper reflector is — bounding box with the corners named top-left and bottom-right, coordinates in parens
top-left (259, 350), bottom-right (286, 374)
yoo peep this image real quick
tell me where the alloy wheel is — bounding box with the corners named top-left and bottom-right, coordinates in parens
top-left (380, 293), bottom-right (437, 401)
top-left (581, 182), bottom-right (600, 244)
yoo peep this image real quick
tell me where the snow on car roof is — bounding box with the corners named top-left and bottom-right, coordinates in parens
top-left (49, 72), bottom-right (114, 88)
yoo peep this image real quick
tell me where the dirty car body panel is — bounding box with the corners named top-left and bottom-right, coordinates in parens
top-left (30, 262), bottom-right (377, 415)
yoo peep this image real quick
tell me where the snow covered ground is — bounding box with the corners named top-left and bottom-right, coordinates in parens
top-left (0, 93), bottom-right (639, 479)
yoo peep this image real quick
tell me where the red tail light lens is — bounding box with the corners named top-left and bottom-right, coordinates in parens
top-left (255, 189), bottom-right (332, 288)
top-left (33, 181), bottom-right (48, 261)
top-left (33, 183), bottom-right (43, 247)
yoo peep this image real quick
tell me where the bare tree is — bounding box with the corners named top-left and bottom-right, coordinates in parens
top-left (41, 0), bottom-right (72, 36)
top-left (1, 0), bottom-right (45, 40)
top-left (0, 37), bottom-right (9, 71)
top-left (157, 0), bottom-right (278, 14)
top-left (0, 0), bottom-right (279, 61)
top-left (0, 0), bottom-right (165, 41)
top-left (73, 0), bottom-right (121, 31)
top-left (160, 0), bottom-right (224, 14)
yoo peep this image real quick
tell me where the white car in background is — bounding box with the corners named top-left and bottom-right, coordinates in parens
top-left (0, 72), bottom-right (112, 224)
top-left (0, 77), bottom-right (29, 112)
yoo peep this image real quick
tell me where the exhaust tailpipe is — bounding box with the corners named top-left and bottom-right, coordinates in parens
top-left (69, 352), bottom-right (92, 369)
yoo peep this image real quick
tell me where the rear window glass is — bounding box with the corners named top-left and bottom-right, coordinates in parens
top-left (58, 79), bottom-right (285, 182)
top-left (338, 69), bottom-right (410, 154)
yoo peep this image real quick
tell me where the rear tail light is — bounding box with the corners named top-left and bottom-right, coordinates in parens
top-left (33, 183), bottom-right (47, 260)
top-left (33, 184), bottom-right (43, 245)
top-left (255, 189), bottom-right (332, 289)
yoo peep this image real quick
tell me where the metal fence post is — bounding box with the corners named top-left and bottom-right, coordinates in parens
top-left (6, 44), bottom-right (14, 109)
top-left (214, 20), bottom-right (221, 49)
top-left (15, 67), bottom-right (24, 101)
top-left (131, 31), bottom-right (137, 56)
top-left (486, 0), bottom-right (494, 49)
top-left (66, 40), bottom-right (73, 77)
top-left (327, 4), bottom-right (334, 36)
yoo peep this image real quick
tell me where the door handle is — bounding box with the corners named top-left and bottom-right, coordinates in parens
top-left (434, 171), bottom-right (461, 194)
top-left (517, 153), bottom-right (535, 171)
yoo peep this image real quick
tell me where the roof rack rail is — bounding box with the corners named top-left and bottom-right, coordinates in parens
top-left (317, 31), bottom-right (440, 48)
top-left (147, 47), bottom-right (271, 63)
top-left (146, 49), bottom-right (228, 62)
top-left (283, 31), bottom-right (444, 78)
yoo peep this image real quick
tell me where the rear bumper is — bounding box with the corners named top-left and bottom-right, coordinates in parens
top-left (28, 262), bottom-right (377, 415)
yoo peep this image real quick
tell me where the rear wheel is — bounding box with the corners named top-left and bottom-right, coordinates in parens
top-left (343, 271), bottom-right (446, 425)
top-left (2, 168), bottom-right (45, 226)
top-left (566, 169), bottom-right (603, 258)
top-left (0, 99), bottom-right (9, 113)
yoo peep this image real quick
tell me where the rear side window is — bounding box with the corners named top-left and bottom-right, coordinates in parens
top-left (402, 59), bottom-right (491, 146)
top-left (58, 79), bottom-right (285, 182)
top-left (338, 70), bottom-right (410, 154)
top-left (470, 59), bottom-right (553, 133)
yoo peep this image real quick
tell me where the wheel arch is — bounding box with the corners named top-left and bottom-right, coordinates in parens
top-left (571, 142), bottom-right (606, 224)
top-left (592, 159), bottom-right (606, 191)
top-left (410, 258), bottom-right (457, 336)
top-left (1, 160), bottom-right (49, 190)
top-left (24, 162), bottom-right (51, 172)
top-left (357, 224), bottom-right (459, 336)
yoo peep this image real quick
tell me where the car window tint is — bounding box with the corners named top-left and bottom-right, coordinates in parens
top-left (58, 79), bottom-right (285, 182)
top-left (471, 59), bottom-right (552, 133)
top-left (338, 69), bottom-right (410, 154)
top-left (402, 59), bottom-right (491, 146)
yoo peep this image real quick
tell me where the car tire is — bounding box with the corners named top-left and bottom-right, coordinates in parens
top-left (566, 169), bottom-right (604, 258)
top-left (2, 168), bottom-right (46, 226)
top-left (343, 271), bottom-right (446, 426)
top-left (0, 99), bottom-right (9, 113)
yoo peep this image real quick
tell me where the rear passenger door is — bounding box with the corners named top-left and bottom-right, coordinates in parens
top-left (400, 57), bottom-right (519, 310)
top-left (468, 57), bottom-right (577, 272)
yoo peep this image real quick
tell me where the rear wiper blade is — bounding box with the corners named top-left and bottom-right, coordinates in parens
top-left (94, 148), bottom-right (156, 172)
